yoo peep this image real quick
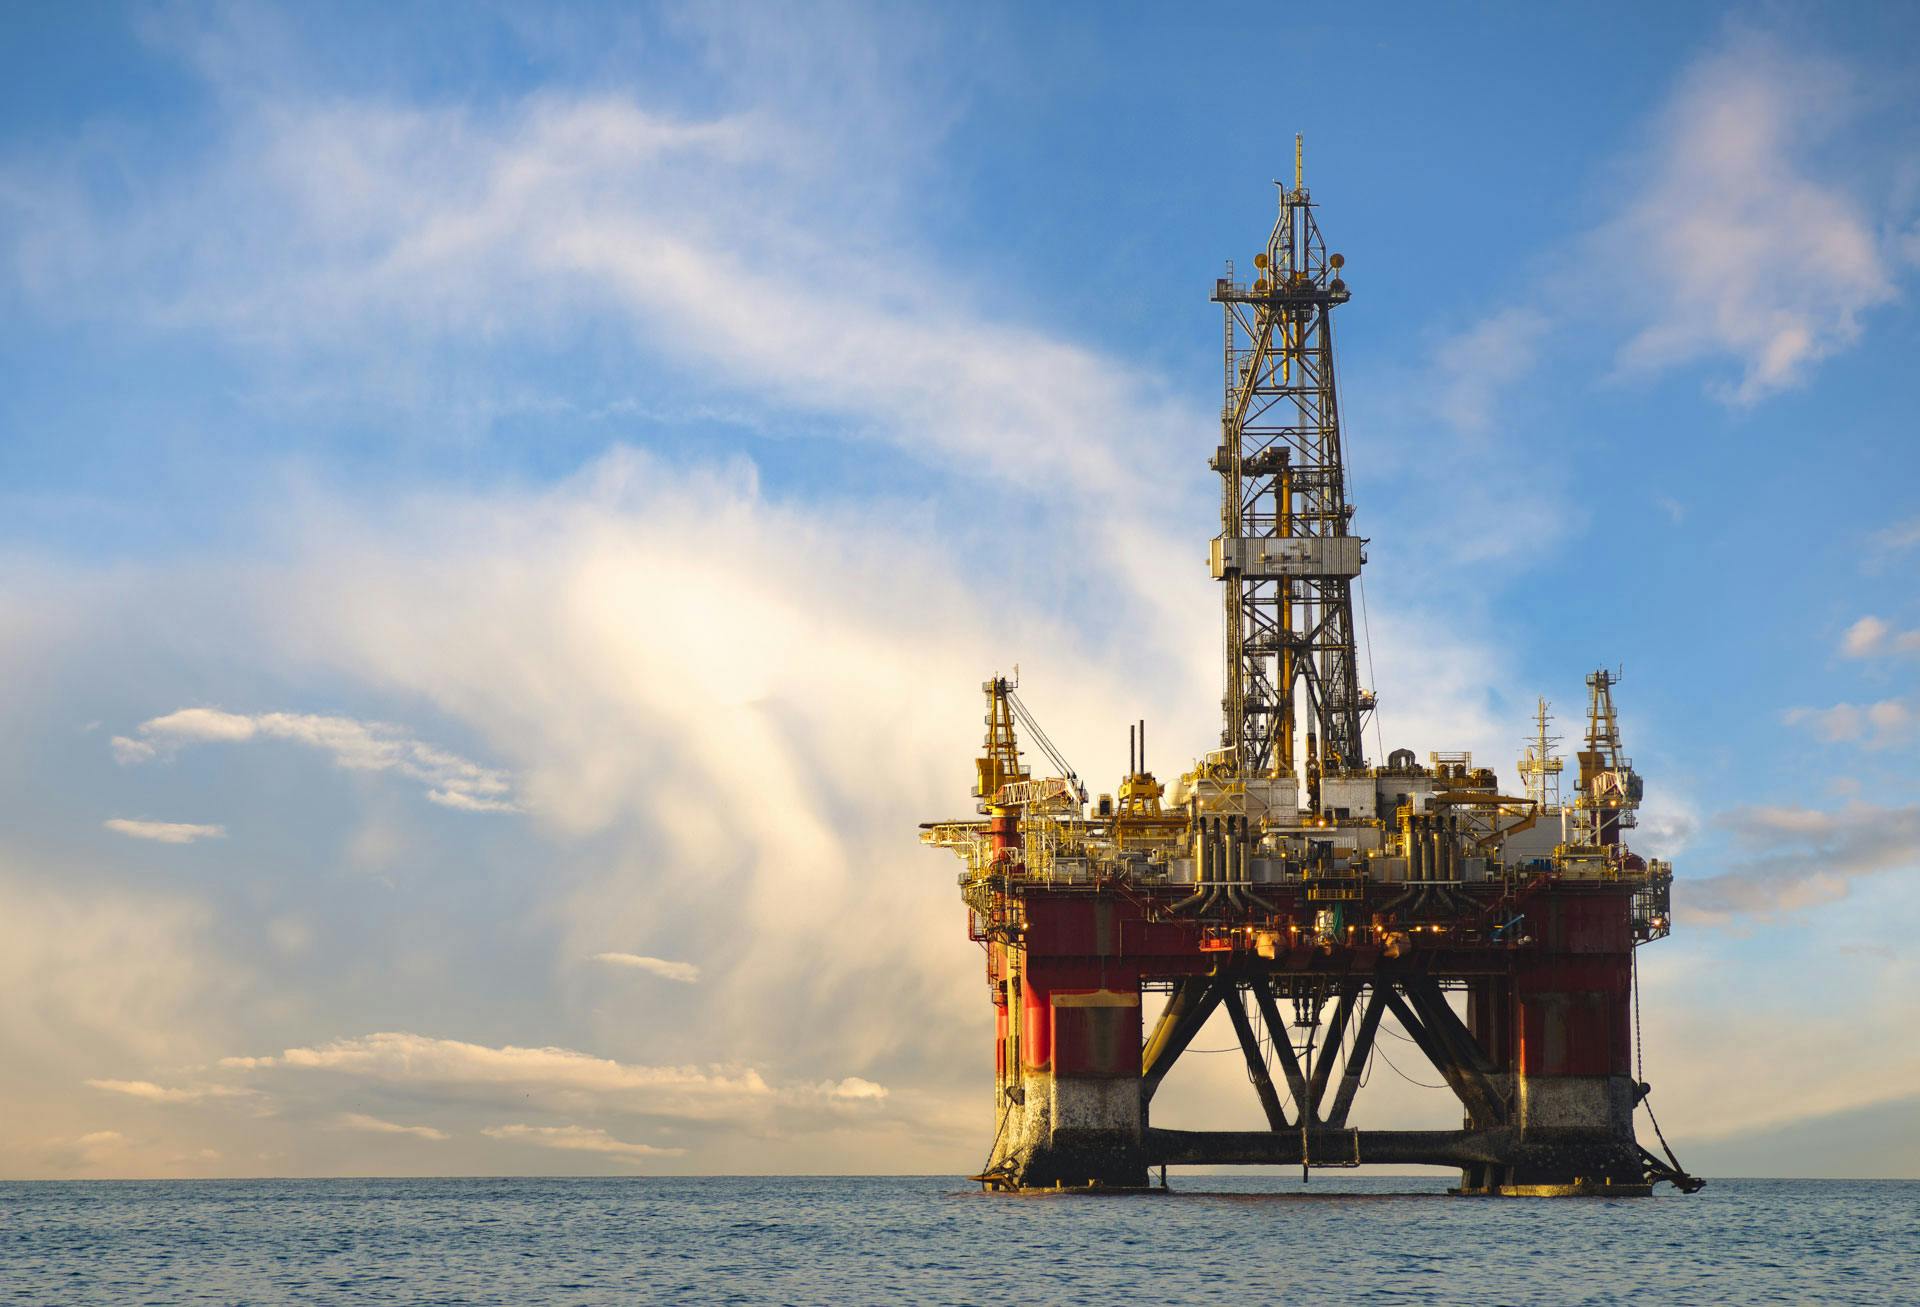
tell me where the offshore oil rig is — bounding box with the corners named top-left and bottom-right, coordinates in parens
top-left (921, 146), bottom-right (1700, 1196)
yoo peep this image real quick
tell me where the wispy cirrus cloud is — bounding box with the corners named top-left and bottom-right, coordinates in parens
top-left (1783, 699), bottom-right (1915, 749)
top-left (1428, 307), bottom-right (1550, 436)
top-left (103, 818), bottom-right (227, 844)
top-left (112, 708), bottom-right (517, 813)
top-left (482, 1123), bottom-right (683, 1161)
top-left (84, 1078), bottom-right (253, 1104)
top-left (1, 90), bottom-right (1194, 523)
top-left (336, 1113), bottom-right (447, 1141)
top-left (221, 1032), bottom-right (887, 1126)
top-left (1424, 32), bottom-right (1915, 425)
top-left (44, 1130), bottom-right (129, 1171)
top-left (1592, 32), bottom-right (1905, 403)
top-left (1678, 801), bottom-right (1920, 924)
top-left (1871, 519), bottom-right (1920, 555)
top-left (591, 953), bottom-right (699, 984)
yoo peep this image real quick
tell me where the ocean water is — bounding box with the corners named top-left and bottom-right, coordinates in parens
top-left (3, 1175), bottom-right (1915, 1304)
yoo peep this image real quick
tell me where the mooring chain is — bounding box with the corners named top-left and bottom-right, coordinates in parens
top-left (1632, 946), bottom-right (1703, 1192)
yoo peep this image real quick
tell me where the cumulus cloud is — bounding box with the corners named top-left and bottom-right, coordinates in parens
top-left (591, 953), bottom-right (699, 984)
top-left (103, 818), bottom-right (227, 844)
top-left (1783, 699), bottom-right (1914, 749)
top-left (1678, 802), bottom-right (1920, 923)
top-left (221, 1032), bottom-right (888, 1126)
top-left (482, 1123), bottom-right (683, 1161)
top-left (336, 1113), bottom-right (448, 1141)
top-left (84, 1079), bottom-right (252, 1104)
top-left (1840, 616), bottom-right (1920, 659)
top-left (1594, 34), bottom-right (1902, 403)
top-left (113, 708), bottom-right (518, 812)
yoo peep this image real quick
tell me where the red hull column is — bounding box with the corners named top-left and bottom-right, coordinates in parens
top-left (980, 897), bottom-right (1150, 1189)
top-left (1480, 885), bottom-right (1644, 1194)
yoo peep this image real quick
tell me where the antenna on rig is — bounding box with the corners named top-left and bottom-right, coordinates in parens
top-left (1519, 698), bottom-right (1564, 809)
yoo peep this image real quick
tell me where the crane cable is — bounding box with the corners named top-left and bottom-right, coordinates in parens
top-left (1006, 689), bottom-right (1087, 804)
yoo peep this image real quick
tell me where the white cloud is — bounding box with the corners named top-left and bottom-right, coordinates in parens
top-left (1595, 34), bottom-right (1901, 403)
top-left (2, 90), bottom-right (1195, 529)
top-left (1783, 699), bottom-right (1914, 749)
top-left (1841, 616), bottom-right (1920, 659)
top-left (482, 1123), bottom-right (683, 1161)
top-left (591, 953), bottom-right (699, 984)
top-left (336, 1113), bottom-right (448, 1141)
top-left (1679, 801), bottom-right (1920, 923)
top-left (221, 1031), bottom-right (887, 1126)
top-left (103, 818), bottom-right (227, 845)
top-left (110, 736), bottom-right (156, 763)
top-left (826, 1076), bottom-right (886, 1101)
top-left (84, 1079), bottom-right (252, 1104)
top-left (115, 708), bottom-right (518, 813)
top-left (1634, 790), bottom-right (1699, 859)
top-left (1429, 307), bottom-right (1549, 435)
top-left (63, 1131), bottom-right (128, 1165)
top-left (142, 708), bottom-right (260, 743)
top-left (1871, 519), bottom-right (1920, 556)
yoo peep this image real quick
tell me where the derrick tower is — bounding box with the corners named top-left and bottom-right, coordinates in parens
top-left (1212, 137), bottom-right (1370, 793)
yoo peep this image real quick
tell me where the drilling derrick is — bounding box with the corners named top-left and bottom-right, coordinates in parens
top-left (920, 148), bottom-right (1699, 1198)
top-left (1213, 136), bottom-right (1370, 795)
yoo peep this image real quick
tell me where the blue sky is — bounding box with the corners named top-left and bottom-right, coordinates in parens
top-left (2, 1), bottom-right (1917, 1178)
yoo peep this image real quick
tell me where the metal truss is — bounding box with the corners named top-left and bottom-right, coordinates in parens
top-left (1213, 155), bottom-right (1371, 787)
top-left (1143, 973), bottom-right (1502, 1135)
top-left (1138, 969), bottom-right (1699, 1191)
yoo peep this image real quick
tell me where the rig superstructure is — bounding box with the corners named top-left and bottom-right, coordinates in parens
top-left (922, 145), bottom-right (1699, 1197)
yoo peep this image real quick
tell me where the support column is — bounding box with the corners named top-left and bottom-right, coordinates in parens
top-left (981, 898), bottom-right (1150, 1190)
top-left (1469, 886), bottom-right (1647, 1194)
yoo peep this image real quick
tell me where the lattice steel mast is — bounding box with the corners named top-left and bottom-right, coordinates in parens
top-left (1210, 136), bottom-right (1371, 799)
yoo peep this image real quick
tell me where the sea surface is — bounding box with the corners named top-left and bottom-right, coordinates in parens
top-left (3, 1175), bottom-right (1915, 1304)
